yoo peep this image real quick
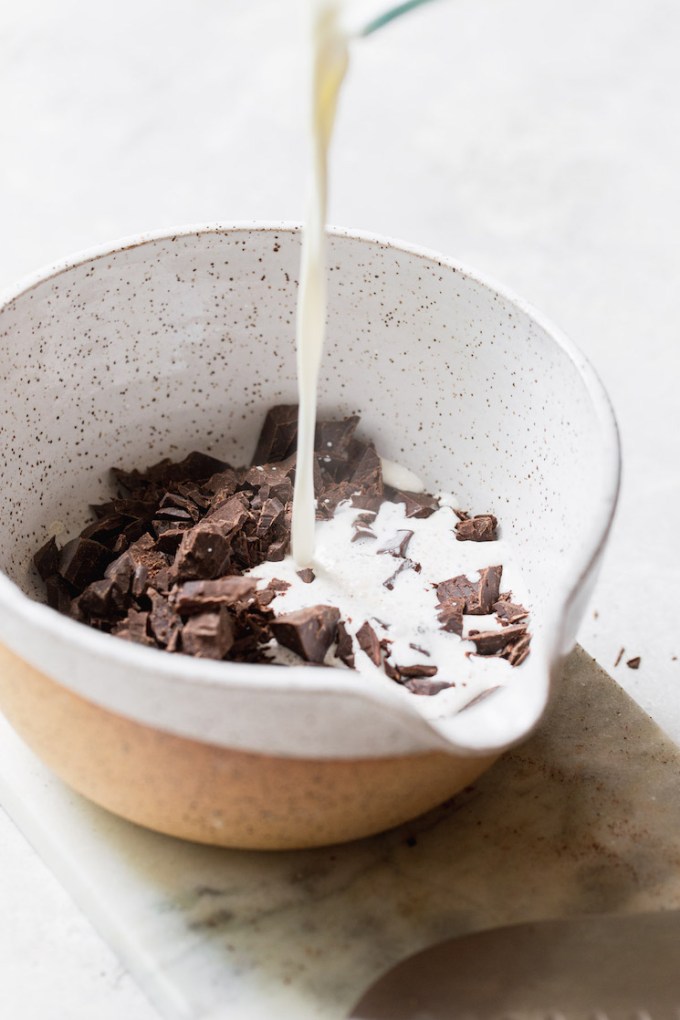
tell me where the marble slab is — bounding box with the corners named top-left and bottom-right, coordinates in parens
top-left (1, 645), bottom-right (679, 1020)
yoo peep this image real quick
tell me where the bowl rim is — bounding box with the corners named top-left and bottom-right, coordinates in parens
top-left (0, 221), bottom-right (621, 715)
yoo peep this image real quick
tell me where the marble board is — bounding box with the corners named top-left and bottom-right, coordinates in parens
top-left (1, 645), bottom-right (679, 1020)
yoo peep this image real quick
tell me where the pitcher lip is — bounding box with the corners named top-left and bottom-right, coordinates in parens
top-left (0, 221), bottom-right (621, 748)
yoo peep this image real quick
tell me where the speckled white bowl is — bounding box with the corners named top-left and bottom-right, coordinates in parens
top-left (0, 224), bottom-right (619, 848)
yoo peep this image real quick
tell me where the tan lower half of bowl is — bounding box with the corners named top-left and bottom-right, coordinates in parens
top-left (0, 642), bottom-right (498, 850)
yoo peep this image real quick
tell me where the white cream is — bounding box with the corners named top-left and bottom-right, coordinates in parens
top-left (248, 498), bottom-right (529, 718)
top-left (291, 2), bottom-right (349, 566)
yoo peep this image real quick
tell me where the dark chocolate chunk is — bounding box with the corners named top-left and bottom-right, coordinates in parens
top-left (34, 536), bottom-right (60, 580)
top-left (347, 440), bottom-right (383, 498)
top-left (242, 462), bottom-right (295, 504)
top-left (335, 620), bottom-right (355, 668)
top-left (297, 568), bottom-right (315, 584)
top-left (255, 497), bottom-right (285, 539)
top-left (266, 538), bottom-right (288, 561)
top-left (506, 633), bottom-right (531, 666)
top-left (252, 405), bottom-right (299, 464)
top-left (126, 533), bottom-right (169, 582)
top-left (467, 624), bottom-right (527, 656)
top-left (172, 577), bottom-right (258, 615)
top-left (626, 656), bottom-right (641, 670)
top-left (494, 600), bottom-right (529, 626)
top-left (315, 416), bottom-right (360, 475)
top-left (271, 605), bottom-right (340, 663)
top-left (104, 550), bottom-right (135, 592)
top-left (114, 608), bottom-right (153, 646)
top-left (45, 575), bottom-right (77, 615)
top-left (182, 607), bottom-right (234, 659)
top-left (59, 538), bottom-right (112, 592)
top-left (356, 620), bottom-right (382, 666)
top-left (383, 558), bottom-right (421, 590)
top-left (437, 598), bottom-right (465, 635)
top-left (455, 514), bottom-right (498, 543)
top-left (78, 578), bottom-right (126, 619)
top-left (404, 678), bottom-right (453, 696)
top-left (386, 488), bottom-right (439, 519)
top-left (436, 565), bottom-right (502, 615)
top-left (174, 524), bottom-right (232, 581)
top-left (377, 530), bottom-right (414, 559)
top-left (396, 663), bottom-right (438, 680)
top-left (148, 592), bottom-right (182, 648)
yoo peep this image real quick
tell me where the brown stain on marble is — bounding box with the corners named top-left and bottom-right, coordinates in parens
top-left (0, 642), bottom-right (496, 850)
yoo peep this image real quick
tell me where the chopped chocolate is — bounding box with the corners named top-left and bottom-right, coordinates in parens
top-left (155, 526), bottom-right (190, 554)
top-left (626, 656), bottom-right (641, 670)
top-left (114, 608), bottom-right (153, 646)
top-left (148, 592), bottom-right (182, 648)
top-left (174, 524), bottom-right (232, 581)
top-left (468, 625), bottom-right (527, 657)
top-left (386, 488), bottom-right (439, 519)
top-left (356, 620), bottom-right (382, 666)
top-left (335, 620), bottom-right (355, 668)
top-left (182, 607), bottom-right (234, 659)
top-left (59, 538), bottom-right (112, 592)
top-left (252, 405), bottom-right (299, 464)
top-left (453, 508), bottom-right (470, 522)
top-left (396, 663), bottom-right (438, 680)
top-left (404, 678), bottom-right (453, 696)
top-left (436, 565), bottom-right (502, 616)
top-left (614, 647), bottom-right (625, 668)
top-left (266, 538), bottom-right (288, 561)
top-left (506, 633), bottom-right (531, 666)
top-left (315, 415), bottom-right (360, 473)
top-left (34, 535), bottom-right (60, 580)
top-left (126, 533), bottom-right (169, 583)
top-left (271, 605), bottom-right (340, 663)
top-left (437, 598), bottom-right (465, 636)
top-left (78, 577), bottom-right (126, 619)
top-left (377, 530), bottom-right (414, 559)
top-left (351, 512), bottom-right (377, 542)
top-left (383, 558), bottom-right (421, 590)
top-left (493, 600), bottom-right (529, 626)
top-left (255, 497), bottom-right (285, 539)
top-left (171, 577), bottom-right (258, 615)
top-left (455, 514), bottom-right (498, 543)
top-left (45, 575), bottom-right (77, 615)
top-left (297, 568), bottom-right (315, 584)
top-left (346, 440), bottom-right (383, 499)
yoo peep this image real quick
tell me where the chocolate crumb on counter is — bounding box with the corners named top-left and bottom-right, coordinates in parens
top-left (33, 405), bottom-right (532, 688)
top-left (614, 647), bottom-right (625, 667)
top-left (626, 656), bottom-right (641, 670)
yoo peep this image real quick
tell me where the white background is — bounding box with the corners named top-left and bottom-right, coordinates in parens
top-left (1, 1), bottom-right (679, 1015)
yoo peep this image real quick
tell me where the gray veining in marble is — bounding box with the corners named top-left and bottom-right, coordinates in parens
top-left (2, 645), bottom-right (680, 1019)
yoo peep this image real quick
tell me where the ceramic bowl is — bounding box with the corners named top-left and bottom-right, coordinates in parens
top-left (0, 224), bottom-right (620, 849)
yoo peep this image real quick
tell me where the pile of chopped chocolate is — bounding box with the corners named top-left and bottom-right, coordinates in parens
top-left (33, 406), bottom-right (530, 693)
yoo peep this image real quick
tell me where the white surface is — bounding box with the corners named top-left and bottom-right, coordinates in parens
top-left (0, 0), bottom-right (679, 1015)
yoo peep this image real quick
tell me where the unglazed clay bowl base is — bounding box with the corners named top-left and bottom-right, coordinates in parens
top-left (0, 642), bottom-right (495, 850)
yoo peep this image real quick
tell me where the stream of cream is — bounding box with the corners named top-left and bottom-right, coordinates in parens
top-left (291, 1), bottom-right (349, 567)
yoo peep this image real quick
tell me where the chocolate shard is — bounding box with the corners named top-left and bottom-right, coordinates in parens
top-left (182, 607), bottom-right (234, 659)
top-left (437, 597), bottom-right (465, 635)
top-left (494, 600), bottom-right (529, 626)
top-left (352, 511), bottom-right (377, 542)
top-left (455, 514), bottom-right (498, 543)
top-left (155, 526), bottom-right (190, 554)
top-left (396, 663), bottom-right (438, 680)
top-left (34, 536), bottom-right (60, 580)
top-left (377, 530), bottom-right (414, 559)
top-left (627, 656), bottom-right (641, 670)
top-left (204, 492), bottom-right (251, 530)
top-left (126, 533), bottom-right (169, 582)
top-left (314, 416), bottom-right (360, 474)
top-left (174, 524), bottom-right (232, 581)
top-left (148, 592), bottom-right (182, 648)
top-left (356, 620), bottom-right (382, 666)
top-left (114, 608), bottom-right (153, 646)
top-left (271, 605), bottom-right (340, 663)
top-left (255, 496), bottom-right (285, 539)
top-left (266, 538), bottom-right (288, 561)
top-left (80, 512), bottom-right (134, 547)
top-left (58, 538), bottom-right (112, 592)
top-left (103, 550), bottom-right (135, 593)
top-left (335, 620), bottom-right (355, 668)
top-left (347, 440), bottom-right (383, 499)
top-left (45, 575), bottom-right (77, 616)
top-left (468, 624), bottom-right (527, 656)
top-left (297, 568), bottom-right (315, 584)
top-left (204, 466), bottom-right (241, 503)
top-left (78, 578), bottom-right (126, 619)
top-left (252, 405), bottom-right (299, 465)
top-left (171, 577), bottom-right (258, 615)
top-left (383, 558), bottom-right (420, 591)
top-left (386, 488), bottom-right (439, 519)
top-left (436, 565), bottom-right (502, 616)
top-left (404, 678), bottom-right (453, 696)
top-left (506, 633), bottom-right (531, 666)
top-left (242, 462), bottom-right (295, 504)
